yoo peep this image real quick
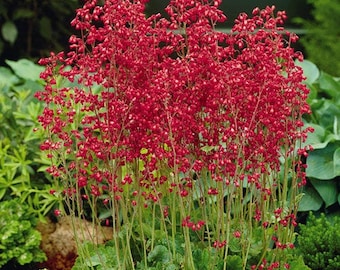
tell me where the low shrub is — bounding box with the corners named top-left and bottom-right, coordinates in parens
top-left (0, 199), bottom-right (46, 267)
top-left (296, 212), bottom-right (340, 269)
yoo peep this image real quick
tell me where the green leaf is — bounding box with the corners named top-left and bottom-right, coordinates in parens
top-left (306, 143), bottom-right (340, 180)
top-left (226, 255), bottom-right (243, 270)
top-left (148, 245), bottom-right (171, 264)
top-left (0, 67), bottom-right (19, 88)
top-left (295, 59), bottom-right (320, 85)
top-left (318, 72), bottom-right (340, 99)
top-left (13, 9), bottom-right (35, 20)
top-left (310, 178), bottom-right (338, 208)
top-left (5, 59), bottom-right (44, 81)
top-left (298, 186), bottom-right (323, 212)
top-left (1, 21), bottom-right (18, 45)
top-left (290, 255), bottom-right (311, 270)
top-left (303, 123), bottom-right (329, 149)
top-left (319, 103), bottom-right (340, 132)
top-left (39, 16), bottom-right (53, 40)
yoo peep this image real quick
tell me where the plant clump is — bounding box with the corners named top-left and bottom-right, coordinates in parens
top-left (36, 0), bottom-right (312, 269)
top-left (0, 199), bottom-right (46, 268)
top-left (296, 213), bottom-right (340, 270)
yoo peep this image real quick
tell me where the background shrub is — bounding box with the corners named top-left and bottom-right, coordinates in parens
top-left (297, 213), bottom-right (340, 270)
top-left (295, 0), bottom-right (340, 76)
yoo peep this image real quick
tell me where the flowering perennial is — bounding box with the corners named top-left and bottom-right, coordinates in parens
top-left (36, 0), bottom-right (312, 269)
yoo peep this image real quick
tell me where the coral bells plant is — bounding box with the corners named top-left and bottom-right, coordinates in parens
top-left (36, 0), bottom-right (312, 269)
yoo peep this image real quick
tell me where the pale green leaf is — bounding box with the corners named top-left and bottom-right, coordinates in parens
top-left (5, 59), bottom-right (44, 81)
top-left (310, 178), bottom-right (337, 207)
top-left (298, 186), bottom-right (323, 212)
top-left (1, 21), bottom-right (18, 44)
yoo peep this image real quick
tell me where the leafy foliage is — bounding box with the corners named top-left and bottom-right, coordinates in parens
top-left (0, 59), bottom-right (61, 219)
top-left (0, 199), bottom-right (46, 267)
top-left (296, 213), bottom-right (340, 270)
top-left (294, 0), bottom-right (340, 76)
top-left (296, 60), bottom-right (340, 213)
top-left (0, 0), bottom-right (80, 63)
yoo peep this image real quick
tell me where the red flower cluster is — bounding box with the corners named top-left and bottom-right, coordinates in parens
top-left (37, 0), bottom-right (309, 193)
top-left (181, 216), bottom-right (205, 231)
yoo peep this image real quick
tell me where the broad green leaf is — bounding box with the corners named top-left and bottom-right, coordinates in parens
top-left (225, 255), bottom-right (243, 270)
top-left (306, 143), bottom-right (340, 180)
top-left (1, 21), bottom-right (18, 44)
top-left (310, 178), bottom-right (337, 207)
top-left (0, 66), bottom-right (19, 88)
top-left (319, 103), bottom-right (340, 131)
top-left (318, 72), bottom-right (340, 99)
top-left (13, 79), bottom-right (44, 93)
top-left (148, 245), bottom-right (171, 264)
top-left (303, 123), bottom-right (329, 149)
top-left (5, 59), bottom-right (44, 81)
top-left (298, 186), bottom-right (323, 212)
top-left (306, 83), bottom-right (318, 103)
top-left (295, 59), bottom-right (320, 85)
top-left (334, 147), bottom-right (340, 176)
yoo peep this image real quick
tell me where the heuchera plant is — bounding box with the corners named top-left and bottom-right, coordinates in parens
top-left (36, 0), bottom-right (312, 269)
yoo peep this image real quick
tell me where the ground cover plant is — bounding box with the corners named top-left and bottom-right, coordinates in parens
top-left (36, 0), bottom-right (312, 269)
top-left (0, 198), bottom-right (46, 268)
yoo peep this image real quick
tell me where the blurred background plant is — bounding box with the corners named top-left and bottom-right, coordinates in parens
top-left (0, 0), bottom-right (80, 65)
top-left (294, 0), bottom-right (340, 77)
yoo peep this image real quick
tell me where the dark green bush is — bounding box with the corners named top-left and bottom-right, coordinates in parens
top-left (295, 0), bottom-right (340, 76)
top-left (297, 213), bottom-right (340, 269)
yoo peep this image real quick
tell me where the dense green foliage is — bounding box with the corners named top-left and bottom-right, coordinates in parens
top-left (296, 60), bottom-right (340, 213)
top-left (0, 0), bottom-right (79, 63)
top-left (0, 59), bottom-right (61, 219)
top-left (295, 0), bottom-right (340, 76)
top-left (297, 213), bottom-right (340, 269)
top-left (0, 199), bottom-right (46, 267)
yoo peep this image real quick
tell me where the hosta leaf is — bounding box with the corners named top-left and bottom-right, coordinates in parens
top-left (306, 143), bottom-right (340, 180)
top-left (310, 178), bottom-right (337, 208)
top-left (295, 59), bottom-right (320, 85)
top-left (303, 123), bottom-right (329, 149)
top-left (318, 72), bottom-right (340, 99)
top-left (298, 186), bottom-right (323, 212)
